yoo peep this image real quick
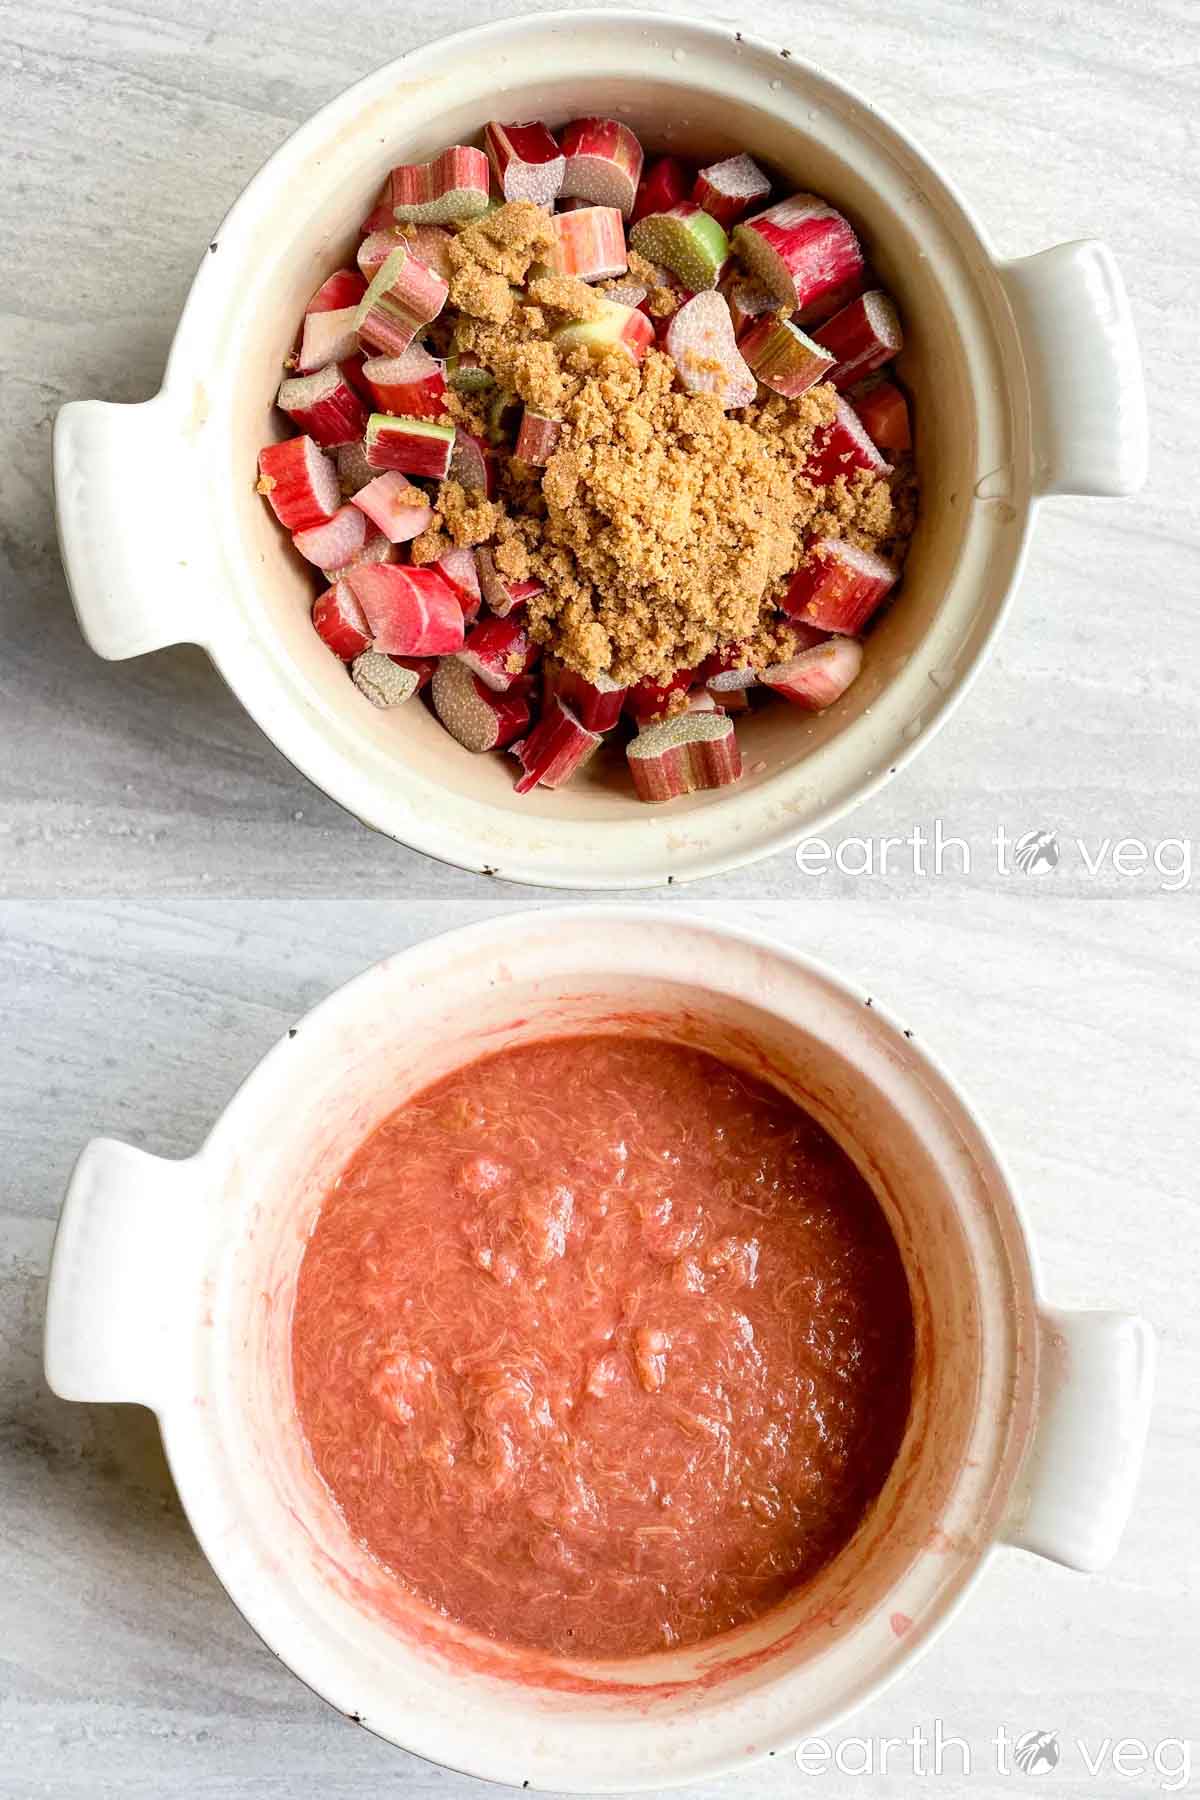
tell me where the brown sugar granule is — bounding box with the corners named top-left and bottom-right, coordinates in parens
top-left (446, 203), bottom-right (555, 327)
top-left (627, 249), bottom-right (685, 319)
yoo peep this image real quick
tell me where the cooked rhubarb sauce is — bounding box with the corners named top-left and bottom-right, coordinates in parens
top-left (291, 1036), bottom-right (913, 1658)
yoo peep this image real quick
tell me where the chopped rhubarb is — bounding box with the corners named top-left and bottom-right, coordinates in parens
top-left (257, 435), bottom-right (340, 531)
top-left (276, 366), bottom-right (368, 447)
top-left (322, 530), bottom-right (398, 583)
top-left (435, 547), bottom-right (482, 622)
top-left (458, 614), bottom-right (538, 691)
top-left (292, 502), bottom-right (368, 569)
top-left (685, 688), bottom-right (719, 712)
top-left (627, 713), bottom-right (742, 802)
top-left (485, 120), bottom-right (566, 206)
top-left (733, 195), bottom-right (864, 312)
top-left (553, 295), bottom-right (654, 363)
top-left (336, 439), bottom-right (374, 496)
top-left (604, 280), bottom-right (649, 310)
top-left (388, 146), bottom-right (491, 224)
top-left (306, 269), bottom-right (367, 315)
top-left (297, 305), bottom-right (360, 372)
top-left (720, 275), bottom-right (779, 337)
top-left (804, 395), bottom-right (889, 486)
top-left (357, 228), bottom-right (405, 282)
top-left (631, 155), bottom-right (690, 225)
top-left (546, 205), bottom-right (628, 282)
top-left (351, 651), bottom-right (421, 708)
top-left (709, 684), bottom-right (749, 712)
top-left (446, 352), bottom-right (495, 395)
top-left (558, 118), bottom-right (644, 217)
top-left (354, 246), bottom-right (448, 357)
top-left (345, 564), bottom-right (465, 655)
top-left (478, 548), bottom-right (541, 617)
top-left (515, 410), bottom-right (564, 466)
top-left (448, 429), bottom-right (497, 496)
top-left (738, 314), bottom-right (834, 398)
top-left (362, 344), bottom-right (447, 419)
top-left (365, 412), bottom-right (456, 480)
top-left (312, 579), bottom-right (371, 660)
top-left (665, 293), bottom-right (756, 408)
top-left (847, 377), bottom-right (911, 451)
top-left (432, 656), bottom-right (531, 752)
top-left (814, 290), bottom-right (902, 389)
top-left (351, 470), bottom-right (435, 543)
top-left (761, 636), bottom-right (864, 710)
top-left (389, 654), bottom-right (435, 691)
top-left (398, 223), bottom-right (455, 282)
top-left (513, 696), bottom-right (602, 792)
top-left (782, 540), bottom-right (896, 634)
top-left (543, 661), bottom-right (626, 732)
top-left (701, 649), bottom-right (759, 692)
top-left (693, 153), bottom-right (771, 229)
top-left (625, 667), bottom-right (696, 724)
top-left (630, 202), bottom-right (729, 291)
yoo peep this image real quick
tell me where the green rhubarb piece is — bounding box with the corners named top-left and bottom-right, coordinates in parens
top-left (629, 206), bottom-right (729, 291)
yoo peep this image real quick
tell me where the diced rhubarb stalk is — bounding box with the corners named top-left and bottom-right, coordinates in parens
top-left (365, 412), bottom-right (456, 480)
top-left (350, 651), bottom-right (421, 708)
top-left (351, 471), bottom-right (435, 543)
top-left (553, 295), bottom-right (654, 363)
top-left (685, 688), bottom-right (718, 712)
top-left (397, 224), bottom-right (455, 282)
top-left (478, 549), bottom-right (542, 617)
top-left (515, 410), bottom-right (563, 465)
top-left (357, 229), bottom-right (405, 282)
top-left (604, 280), bottom-right (649, 310)
top-left (312, 580), bottom-right (371, 660)
top-left (257, 436), bottom-right (340, 531)
top-left (814, 290), bottom-right (903, 389)
top-left (733, 194), bottom-right (864, 312)
top-left (625, 667), bottom-right (696, 724)
top-left (665, 293), bottom-right (756, 408)
top-left (354, 247), bottom-right (449, 357)
top-left (513, 696), bottom-right (602, 793)
top-left (631, 155), bottom-right (691, 224)
top-left (277, 366), bottom-right (368, 447)
top-left (449, 429), bottom-right (497, 497)
top-left (432, 656), bottom-right (531, 753)
top-left (546, 205), bottom-right (628, 282)
top-left (306, 269), bottom-right (367, 315)
top-left (630, 203), bottom-right (729, 291)
top-left (389, 655), bottom-right (435, 691)
top-left (804, 395), bottom-right (889, 486)
top-left (738, 315), bottom-right (834, 398)
top-left (362, 344), bottom-right (447, 419)
top-left (627, 713), bottom-right (742, 802)
top-left (783, 540), bottom-right (896, 635)
top-left (485, 120), bottom-right (566, 206)
top-left (761, 637), bottom-right (864, 710)
top-left (702, 649), bottom-right (759, 692)
top-left (297, 305), bottom-right (361, 372)
top-left (721, 275), bottom-right (779, 337)
top-left (693, 153), bottom-right (771, 229)
top-left (292, 502), bottom-right (368, 569)
top-left (544, 661), bottom-right (627, 732)
top-left (458, 614), bottom-right (537, 692)
top-left (849, 377), bottom-right (911, 451)
top-left (359, 192), bottom-right (395, 236)
top-left (446, 352), bottom-right (495, 395)
top-left (435, 548), bottom-right (482, 622)
top-left (336, 439), bottom-right (374, 496)
top-left (345, 564), bottom-right (465, 655)
top-left (710, 684), bottom-right (749, 712)
top-left (322, 530), bottom-right (397, 583)
top-left (388, 146), bottom-right (491, 224)
top-left (558, 118), bottom-right (644, 217)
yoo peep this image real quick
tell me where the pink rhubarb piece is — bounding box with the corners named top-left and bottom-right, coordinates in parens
top-left (345, 564), bottom-right (466, 655)
top-left (738, 314), bottom-right (834, 398)
top-left (513, 696), bottom-right (602, 793)
top-left (814, 290), bottom-right (902, 389)
top-left (277, 366), bottom-right (368, 447)
top-left (547, 206), bottom-right (628, 282)
top-left (387, 146), bottom-right (491, 224)
top-left (312, 579), bottom-right (372, 660)
top-left (351, 471), bottom-right (435, 543)
top-left (365, 413), bottom-right (456, 480)
top-left (761, 637), bottom-right (864, 710)
top-left (292, 502), bottom-right (368, 569)
top-left (733, 194), bottom-right (864, 313)
top-left (362, 344), bottom-right (447, 419)
top-left (626, 712), bottom-right (742, 802)
top-left (848, 378), bottom-right (911, 451)
top-left (692, 153), bottom-right (771, 229)
top-left (350, 651), bottom-right (421, 708)
top-left (457, 614), bottom-right (538, 691)
top-left (257, 436), bottom-right (340, 531)
top-left (432, 656), bottom-right (531, 752)
top-left (782, 539), bottom-right (896, 635)
top-left (354, 246), bottom-right (449, 357)
top-left (558, 117), bottom-right (644, 218)
top-left (665, 292), bottom-right (756, 408)
top-left (804, 394), bottom-right (889, 486)
top-left (485, 120), bottom-right (566, 206)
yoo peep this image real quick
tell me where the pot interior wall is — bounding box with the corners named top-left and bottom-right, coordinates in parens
top-left (202, 28), bottom-right (1021, 851)
top-left (190, 922), bottom-right (1033, 1782)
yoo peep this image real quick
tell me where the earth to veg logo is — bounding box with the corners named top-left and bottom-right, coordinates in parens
top-left (1013, 830), bottom-right (1060, 875)
top-left (1014, 1729), bottom-right (1061, 1774)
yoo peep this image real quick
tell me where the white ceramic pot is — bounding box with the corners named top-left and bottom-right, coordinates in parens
top-left (45, 909), bottom-right (1153, 1791)
top-left (52, 12), bottom-right (1146, 889)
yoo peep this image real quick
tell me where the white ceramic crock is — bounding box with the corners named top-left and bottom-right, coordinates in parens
top-left (45, 910), bottom-right (1153, 1791)
top-left (52, 11), bottom-right (1147, 889)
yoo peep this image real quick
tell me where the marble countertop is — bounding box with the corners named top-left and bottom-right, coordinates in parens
top-left (2, 0), bottom-right (1197, 1793)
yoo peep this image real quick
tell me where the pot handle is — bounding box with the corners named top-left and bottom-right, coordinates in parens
top-left (999, 241), bottom-right (1148, 499)
top-left (1001, 1309), bottom-right (1155, 1571)
top-left (53, 394), bottom-right (211, 659)
top-left (44, 1138), bottom-right (203, 1412)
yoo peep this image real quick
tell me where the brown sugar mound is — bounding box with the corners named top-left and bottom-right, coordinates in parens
top-left (431, 204), bottom-right (902, 686)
